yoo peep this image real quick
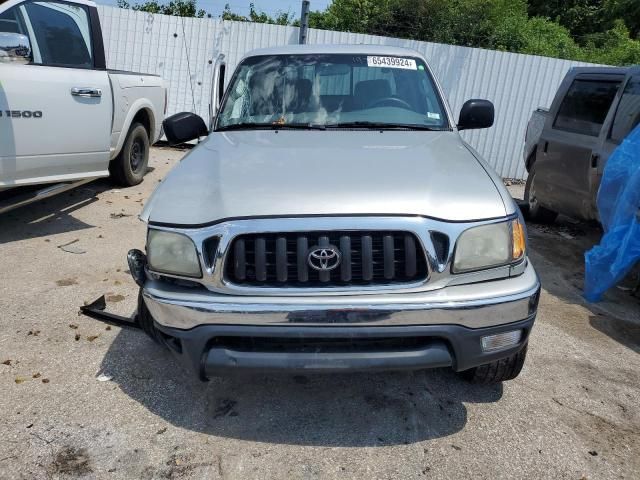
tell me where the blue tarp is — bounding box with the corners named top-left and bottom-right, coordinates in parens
top-left (584, 124), bottom-right (640, 302)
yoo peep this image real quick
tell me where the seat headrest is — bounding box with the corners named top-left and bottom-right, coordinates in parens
top-left (354, 79), bottom-right (392, 103)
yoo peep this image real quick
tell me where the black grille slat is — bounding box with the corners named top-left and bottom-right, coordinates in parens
top-left (361, 235), bottom-right (373, 282)
top-left (234, 238), bottom-right (246, 280)
top-left (225, 231), bottom-right (428, 288)
top-left (276, 237), bottom-right (287, 282)
top-left (404, 234), bottom-right (417, 277)
top-left (297, 236), bottom-right (309, 282)
top-left (255, 237), bottom-right (267, 282)
top-left (383, 235), bottom-right (395, 280)
top-left (340, 235), bottom-right (351, 282)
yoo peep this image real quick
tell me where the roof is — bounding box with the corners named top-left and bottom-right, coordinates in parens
top-left (242, 44), bottom-right (425, 59)
top-left (569, 66), bottom-right (631, 76)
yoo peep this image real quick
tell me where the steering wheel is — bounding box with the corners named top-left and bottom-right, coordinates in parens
top-left (367, 96), bottom-right (412, 110)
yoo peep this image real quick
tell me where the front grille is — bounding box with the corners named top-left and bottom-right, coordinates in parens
top-left (224, 231), bottom-right (428, 287)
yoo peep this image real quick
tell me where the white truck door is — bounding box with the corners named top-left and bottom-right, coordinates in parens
top-left (0, 0), bottom-right (111, 187)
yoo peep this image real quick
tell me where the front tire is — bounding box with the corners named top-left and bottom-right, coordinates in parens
top-left (459, 344), bottom-right (528, 384)
top-left (524, 166), bottom-right (558, 223)
top-left (109, 122), bottom-right (150, 186)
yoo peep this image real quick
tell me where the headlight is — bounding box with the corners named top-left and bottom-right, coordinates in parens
top-left (147, 230), bottom-right (201, 277)
top-left (453, 219), bottom-right (526, 273)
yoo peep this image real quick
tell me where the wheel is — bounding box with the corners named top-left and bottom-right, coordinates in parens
top-left (460, 344), bottom-right (528, 384)
top-left (109, 122), bottom-right (150, 186)
top-left (524, 165), bottom-right (558, 223)
top-left (137, 289), bottom-right (167, 347)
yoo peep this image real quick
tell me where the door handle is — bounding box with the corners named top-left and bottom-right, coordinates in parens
top-left (71, 87), bottom-right (102, 98)
top-left (591, 153), bottom-right (599, 168)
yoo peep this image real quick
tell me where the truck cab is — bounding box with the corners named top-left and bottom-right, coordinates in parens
top-left (0, 0), bottom-right (166, 212)
top-left (525, 66), bottom-right (640, 222)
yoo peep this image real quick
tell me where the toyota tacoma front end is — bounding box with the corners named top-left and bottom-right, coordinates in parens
top-left (129, 45), bottom-right (540, 383)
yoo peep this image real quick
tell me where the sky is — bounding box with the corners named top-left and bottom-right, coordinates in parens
top-left (95, 0), bottom-right (332, 19)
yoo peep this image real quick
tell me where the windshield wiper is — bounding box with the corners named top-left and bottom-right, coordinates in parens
top-left (275, 123), bottom-right (327, 130)
top-left (324, 121), bottom-right (449, 131)
top-left (217, 121), bottom-right (448, 132)
top-left (216, 122), bottom-right (326, 131)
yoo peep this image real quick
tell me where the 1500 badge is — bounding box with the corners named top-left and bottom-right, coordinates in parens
top-left (0, 110), bottom-right (43, 118)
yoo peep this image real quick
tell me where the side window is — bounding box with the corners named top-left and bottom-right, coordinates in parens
top-left (610, 76), bottom-right (640, 143)
top-left (0, 7), bottom-right (27, 35)
top-left (554, 79), bottom-right (620, 136)
top-left (23, 1), bottom-right (93, 68)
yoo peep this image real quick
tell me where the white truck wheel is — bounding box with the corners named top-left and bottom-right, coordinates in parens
top-left (110, 122), bottom-right (150, 186)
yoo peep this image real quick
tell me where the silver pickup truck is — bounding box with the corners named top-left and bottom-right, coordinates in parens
top-left (127, 45), bottom-right (540, 384)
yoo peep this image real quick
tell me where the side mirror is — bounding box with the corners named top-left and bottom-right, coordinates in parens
top-left (457, 99), bottom-right (494, 130)
top-left (163, 112), bottom-right (208, 145)
top-left (0, 32), bottom-right (32, 65)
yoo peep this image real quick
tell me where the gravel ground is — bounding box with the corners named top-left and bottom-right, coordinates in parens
top-left (1, 147), bottom-right (639, 479)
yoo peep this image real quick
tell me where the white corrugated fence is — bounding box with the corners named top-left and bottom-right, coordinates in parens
top-left (98, 5), bottom-right (595, 179)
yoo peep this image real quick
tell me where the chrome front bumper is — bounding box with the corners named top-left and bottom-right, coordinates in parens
top-left (142, 262), bottom-right (540, 330)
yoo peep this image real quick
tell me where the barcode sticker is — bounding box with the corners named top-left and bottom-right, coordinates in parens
top-left (367, 56), bottom-right (417, 70)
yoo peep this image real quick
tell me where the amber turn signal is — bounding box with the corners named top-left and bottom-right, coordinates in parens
top-left (512, 219), bottom-right (526, 260)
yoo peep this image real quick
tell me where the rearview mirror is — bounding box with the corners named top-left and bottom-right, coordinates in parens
top-left (0, 32), bottom-right (32, 65)
top-left (457, 99), bottom-right (494, 130)
top-left (163, 112), bottom-right (208, 145)
top-left (318, 64), bottom-right (350, 76)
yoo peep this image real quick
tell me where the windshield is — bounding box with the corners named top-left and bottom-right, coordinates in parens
top-left (215, 53), bottom-right (449, 130)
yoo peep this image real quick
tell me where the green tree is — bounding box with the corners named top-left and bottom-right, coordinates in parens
top-left (116, 0), bottom-right (640, 66)
top-left (528, 0), bottom-right (607, 41)
top-left (373, 0), bottom-right (530, 48)
top-left (221, 3), bottom-right (293, 26)
top-left (581, 20), bottom-right (640, 64)
top-left (117, 0), bottom-right (206, 18)
top-left (308, 0), bottom-right (392, 34)
top-left (516, 17), bottom-right (582, 59)
top-left (605, 0), bottom-right (640, 38)
top-left (310, 0), bottom-right (639, 65)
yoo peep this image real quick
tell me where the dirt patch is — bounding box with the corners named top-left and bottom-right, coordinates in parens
top-left (49, 446), bottom-right (92, 476)
top-left (106, 294), bottom-right (125, 303)
top-left (56, 278), bottom-right (78, 287)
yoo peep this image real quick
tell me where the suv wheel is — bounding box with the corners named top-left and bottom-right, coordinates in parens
top-left (137, 289), bottom-right (167, 347)
top-left (524, 166), bottom-right (558, 223)
top-left (109, 122), bottom-right (150, 186)
top-left (459, 344), bottom-right (528, 384)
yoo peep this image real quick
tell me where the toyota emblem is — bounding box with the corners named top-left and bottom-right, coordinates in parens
top-left (307, 245), bottom-right (341, 271)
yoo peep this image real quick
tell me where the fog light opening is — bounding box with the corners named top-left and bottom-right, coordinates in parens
top-left (481, 330), bottom-right (522, 352)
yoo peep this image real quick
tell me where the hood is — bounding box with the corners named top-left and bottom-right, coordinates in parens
top-left (143, 130), bottom-right (508, 226)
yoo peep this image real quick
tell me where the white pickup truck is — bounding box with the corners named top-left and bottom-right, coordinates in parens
top-left (0, 0), bottom-right (166, 213)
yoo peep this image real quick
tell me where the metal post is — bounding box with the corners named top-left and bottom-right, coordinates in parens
top-left (299, 0), bottom-right (310, 44)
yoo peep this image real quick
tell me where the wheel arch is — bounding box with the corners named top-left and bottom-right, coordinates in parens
top-left (131, 108), bottom-right (153, 138)
top-left (525, 148), bottom-right (537, 173)
top-left (111, 100), bottom-right (156, 160)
